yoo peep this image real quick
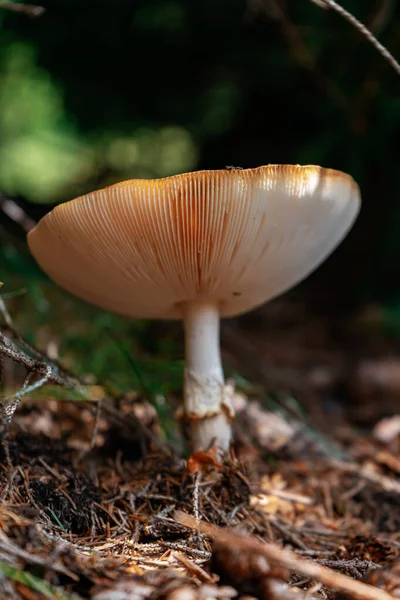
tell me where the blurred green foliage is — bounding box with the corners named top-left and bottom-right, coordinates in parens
top-left (0, 39), bottom-right (197, 202)
top-left (0, 43), bottom-right (91, 202)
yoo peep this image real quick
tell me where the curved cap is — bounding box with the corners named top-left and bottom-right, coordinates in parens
top-left (27, 165), bottom-right (360, 319)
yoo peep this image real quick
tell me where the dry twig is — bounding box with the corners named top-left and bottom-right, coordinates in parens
top-left (174, 511), bottom-right (397, 600)
top-left (310, 0), bottom-right (400, 76)
top-left (0, 2), bottom-right (45, 18)
top-left (331, 460), bottom-right (400, 495)
top-left (172, 551), bottom-right (215, 584)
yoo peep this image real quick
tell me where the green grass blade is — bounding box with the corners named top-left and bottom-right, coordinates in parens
top-left (0, 562), bottom-right (82, 600)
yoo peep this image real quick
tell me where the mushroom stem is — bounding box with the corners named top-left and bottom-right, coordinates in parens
top-left (182, 300), bottom-right (233, 452)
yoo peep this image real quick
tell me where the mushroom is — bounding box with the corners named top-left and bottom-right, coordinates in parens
top-left (27, 165), bottom-right (360, 452)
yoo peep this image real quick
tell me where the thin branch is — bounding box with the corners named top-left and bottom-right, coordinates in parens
top-left (1, 371), bottom-right (34, 470)
top-left (0, 193), bottom-right (36, 233)
top-left (0, 298), bottom-right (81, 470)
top-left (0, 331), bottom-right (72, 387)
top-left (310, 0), bottom-right (400, 76)
top-left (172, 551), bottom-right (215, 584)
top-left (174, 511), bottom-right (397, 600)
top-left (0, 297), bottom-right (13, 331)
top-left (2, 364), bottom-right (52, 407)
top-left (330, 459), bottom-right (400, 495)
top-left (0, 2), bottom-right (45, 18)
top-left (89, 400), bottom-right (102, 452)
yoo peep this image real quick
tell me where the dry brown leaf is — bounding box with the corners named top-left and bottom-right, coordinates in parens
top-left (187, 445), bottom-right (222, 474)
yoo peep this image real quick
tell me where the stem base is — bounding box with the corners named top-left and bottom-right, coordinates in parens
top-left (189, 411), bottom-right (232, 453)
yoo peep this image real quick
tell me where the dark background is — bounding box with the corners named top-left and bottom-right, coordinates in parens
top-left (1, 0), bottom-right (399, 397)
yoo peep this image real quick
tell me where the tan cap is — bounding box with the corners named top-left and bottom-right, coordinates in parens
top-left (28, 165), bottom-right (360, 319)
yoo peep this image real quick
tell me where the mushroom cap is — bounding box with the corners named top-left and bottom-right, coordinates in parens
top-left (27, 165), bottom-right (360, 319)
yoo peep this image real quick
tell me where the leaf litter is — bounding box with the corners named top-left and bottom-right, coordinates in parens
top-left (2, 298), bottom-right (400, 599)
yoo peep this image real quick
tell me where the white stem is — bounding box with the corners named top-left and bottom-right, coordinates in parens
top-left (182, 301), bottom-right (233, 452)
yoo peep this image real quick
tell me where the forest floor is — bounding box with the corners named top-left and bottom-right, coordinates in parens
top-left (2, 298), bottom-right (400, 600)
